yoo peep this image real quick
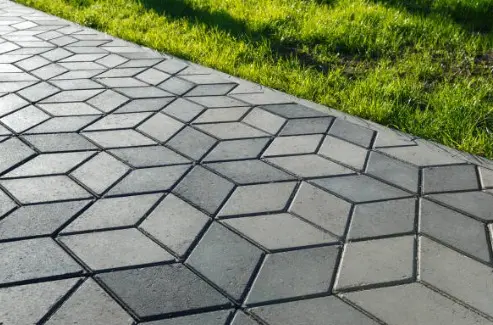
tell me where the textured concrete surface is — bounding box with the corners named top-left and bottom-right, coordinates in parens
top-left (0, 1), bottom-right (493, 324)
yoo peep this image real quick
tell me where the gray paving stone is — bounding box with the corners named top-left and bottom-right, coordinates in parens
top-left (108, 165), bottom-right (190, 195)
top-left (84, 112), bottom-right (151, 131)
top-left (206, 160), bottom-right (295, 184)
top-left (25, 115), bottom-right (99, 133)
top-left (420, 236), bottom-right (493, 317)
top-left (0, 80), bottom-right (36, 93)
top-left (246, 245), bottom-right (339, 304)
top-left (60, 228), bottom-right (174, 270)
top-left (344, 283), bottom-right (492, 325)
top-left (266, 154), bottom-right (353, 178)
top-left (136, 68), bottom-right (171, 85)
top-left (31, 63), bottom-right (67, 79)
top-left (87, 89), bottom-right (129, 112)
top-left (260, 103), bottom-right (328, 118)
top-left (52, 69), bottom-right (104, 80)
top-left (158, 76), bottom-right (195, 95)
top-left (193, 106), bottom-right (250, 124)
top-left (0, 237), bottom-right (82, 284)
top-left (185, 83), bottom-right (236, 97)
top-left (218, 182), bottom-right (296, 217)
top-left (312, 174), bottom-right (410, 203)
top-left (188, 95), bottom-right (246, 108)
top-left (40, 89), bottom-right (102, 103)
top-left (289, 182), bottom-right (351, 236)
top-left (480, 167), bottom-right (493, 188)
top-left (71, 152), bottom-right (129, 195)
top-left (0, 189), bottom-right (16, 218)
top-left (224, 213), bottom-right (337, 250)
top-left (318, 135), bottom-right (368, 170)
top-left (3, 151), bottom-right (94, 177)
top-left (0, 278), bottom-right (79, 325)
top-left (166, 126), bottom-right (216, 160)
top-left (421, 199), bottom-right (490, 262)
top-left (279, 116), bottom-right (333, 135)
top-left (45, 278), bottom-right (133, 325)
top-left (109, 146), bottom-right (189, 167)
top-left (173, 166), bottom-right (234, 214)
top-left (378, 141), bottom-right (466, 166)
top-left (187, 223), bottom-right (263, 300)
top-left (251, 296), bottom-right (380, 325)
top-left (161, 97), bottom-right (204, 122)
top-left (328, 118), bottom-right (375, 148)
top-left (59, 61), bottom-right (105, 70)
top-left (63, 193), bottom-right (161, 233)
top-left (0, 93), bottom-right (28, 117)
top-left (263, 135), bottom-right (323, 156)
top-left (15, 55), bottom-right (49, 71)
top-left (38, 102), bottom-right (102, 116)
top-left (115, 86), bottom-right (173, 99)
top-left (203, 138), bottom-right (269, 162)
top-left (0, 137), bottom-right (35, 174)
top-left (154, 59), bottom-right (188, 74)
top-left (366, 151), bottom-right (419, 192)
top-left (114, 97), bottom-right (174, 113)
top-left (96, 264), bottom-right (230, 318)
top-left (428, 191), bottom-right (493, 221)
top-left (137, 113), bottom-right (184, 142)
top-left (96, 67), bottom-right (145, 78)
top-left (230, 312), bottom-right (261, 325)
top-left (83, 129), bottom-right (156, 148)
top-left (96, 76), bottom-right (147, 88)
top-left (40, 47), bottom-right (71, 61)
top-left (0, 200), bottom-right (89, 240)
top-left (0, 175), bottom-right (92, 204)
top-left (141, 310), bottom-right (231, 325)
top-left (348, 198), bottom-right (416, 239)
top-left (242, 107), bottom-right (286, 134)
top-left (118, 59), bottom-right (162, 68)
top-left (59, 53), bottom-right (107, 62)
top-left (422, 164), bottom-right (479, 193)
top-left (140, 193), bottom-right (209, 257)
top-left (196, 122), bottom-right (269, 139)
top-left (22, 133), bottom-right (98, 152)
top-left (1, 104), bottom-right (49, 132)
top-left (95, 53), bottom-right (128, 68)
top-left (334, 236), bottom-right (414, 290)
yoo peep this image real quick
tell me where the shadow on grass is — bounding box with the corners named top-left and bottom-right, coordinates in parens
top-left (372, 0), bottom-right (493, 33)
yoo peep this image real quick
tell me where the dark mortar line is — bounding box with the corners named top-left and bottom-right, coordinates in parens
top-left (335, 295), bottom-right (389, 325)
top-left (58, 225), bottom-right (135, 237)
top-left (422, 195), bottom-right (490, 224)
top-left (413, 197), bottom-right (422, 281)
top-left (0, 271), bottom-right (85, 289)
top-left (136, 227), bottom-right (182, 260)
top-left (346, 231), bottom-right (416, 243)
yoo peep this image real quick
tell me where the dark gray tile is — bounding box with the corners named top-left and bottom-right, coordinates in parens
top-left (140, 194), bottom-right (209, 257)
top-left (246, 245), bottom-right (339, 304)
top-left (265, 154), bottom-right (353, 178)
top-left (279, 117), bottom-right (333, 135)
top-left (251, 296), bottom-right (379, 325)
top-left (0, 238), bottom-right (82, 285)
top-left (366, 151), bottom-right (419, 192)
top-left (136, 68), bottom-right (171, 85)
top-left (260, 103), bottom-right (328, 118)
top-left (318, 135), bottom-right (368, 170)
top-left (218, 182), bottom-right (296, 217)
top-left (206, 160), bottom-right (295, 184)
top-left (96, 264), bottom-right (230, 318)
top-left (420, 199), bottom-right (490, 262)
top-left (137, 113), bottom-right (184, 142)
top-left (187, 223), bottom-right (263, 301)
top-left (185, 84), bottom-right (236, 97)
top-left (422, 164), bottom-right (479, 193)
top-left (63, 193), bottom-right (162, 233)
top-left (45, 278), bottom-right (133, 325)
top-left (0, 137), bottom-right (35, 174)
top-left (188, 96), bottom-right (246, 108)
top-left (87, 89), bottom-right (129, 113)
top-left (108, 165), bottom-right (190, 195)
top-left (328, 119), bottom-right (375, 148)
top-left (154, 59), bottom-right (188, 74)
top-left (263, 135), bottom-right (323, 156)
top-left (166, 126), bottom-right (216, 160)
top-left (22, 133), bottom-right (98, 152)
top-left (161, 98), bottom-right (204, 122)
top-left (224, 213), bottom-right (337, 250)
top-left (114, 97), bottom-right (174, 113)
top-left (312, 175), bottom-right (410, 203)
top-left (25, 115), bottom-right (99, 134)
top-left (109, 146), bottom-right (190, 167)
top-left (428, 191), bottom-right (493, 221)
top-left (203, 138), bottom-right (270, 162)
top-left (60, 228), bottom-right (174, 270)
top-left (334, 236), bottom-right (414, 290)
top-left (348, 198), bottom-right (416, 239)
top-left (173, 166), bottom-right (234, 214)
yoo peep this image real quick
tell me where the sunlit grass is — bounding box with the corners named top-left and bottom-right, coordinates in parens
top-left (16, 0), bottom-right (493, 158)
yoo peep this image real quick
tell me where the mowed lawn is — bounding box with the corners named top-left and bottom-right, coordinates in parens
top-left (16, 0), bottom-right (493, 158)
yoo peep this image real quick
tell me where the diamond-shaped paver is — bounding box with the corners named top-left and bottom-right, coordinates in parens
top-left (109, 146), bottom-right (189, 167)
top-left (87, 89), bottom-right (129, 112)
top-left (328, 118), bottom-right (375, 148)
top-left (0, 176), bottom-right (92, 204)
top-left (83, 129), bottom-right (156, 148)
top-left (196, 122), bottom-right (269, 139)
top-left (203, 138), bottom-right (270, 162)
top-left (173, 166), bottom-right (234, 214)
top-left (246, 245), bottom-right (339, 304)
top-left (115, 86), bottom-right (173, 98)
top-left (40, 89), bottom-right (103, 103)
top-left (187, 223), bottom-right (263, 301)
top-left (0, 105), bottom-right (50, 132)
top-left (218, 182), bottom-right (296, 217)
top-left (161, 97), bottom-right (204, 122)
top-left (224, 213), bottom-right (337, 250)
top-left (279, 116), bottom-right (333, 135)
top-left (62, 193), bottom-right (162, 233)
top-left (83, 112), bottom-right (151, 131)
top-left (266, 154), bottom-right (353, 178)
top-left (45, 278), bottom-right (133, 325)
top-left (166, 126), bottom-right (216, 160)
top-left (0, 278), bottom-right (79, 325)
top-left (27, 115), bottom-right (100, 133)
top-left (96, 264), bottom-right (230, 319)
top-left (185, 83), bottom-right (237, 97)
top-left (136, 68), bottom-right (171, 85)
top-left (263, 135), bottom-right (323, 156)
top-left (96, 77), bottom-right (147, 88)
top-left (188, 95), bottom-right (246, 108)
top-left (51, 78), bottom-right (104, 90)
top-left (137, 113), bottom-right (183, 142)
top-left (206, 160), bottom-right (295, 184)
top-left (422, 164), bottom-right (479, 193)
top-left (114, 97), bottom-right (173, 113)
top-left (0, 137), bottom-right (35, 174)
top-left (59, 228), bottom-right (174, 270)
top-left (366, 151), bottom-right (419, 192)
top-left (0, 93), bottom-right (28, 117)
top-left (193, 106), bottom-right (250, 124)
top-left (334, 236), bottom-right (414, 290)
top-left (140, 194), bottom-right (209, 257)
top-left (159, 77), bottom-right (196, 95)
top-left (242, 107), bottom-right (286, 134)
top-left (0, 237), bottom-right (82, 285)
top-left (427, 191), bottom-right (493, 221)
top-left (22, 133), bottom-right (98, 152)
top-left (318, 135), bottom-right (368, 170)
top-left (38, 102), bottom-right (102, 116)
top-left (260, 103), bottom-right (327, 118)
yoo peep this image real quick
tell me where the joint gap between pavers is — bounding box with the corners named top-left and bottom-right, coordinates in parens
top-left (238, 252), bottom-right (267, 305)
top-left (173, 218), bottom-right (214, 263)
top-left (420, 187), bottom-right (486, 196)
top-left (346, 231), bottom-right (416, 243)
top-left (281, 179), bottom-right (302, 212)
top-left (36, 276), bottom-right (86, 324)
top-left (323, 132), bottom-right (372, 151)
top-left (92, 260), bottom-right (178, 275)
top-left (0, 270), bottom-right (85, 289)
top-left (139, 303), bottom-right (234, 323)
top-left (335, 295), bottom-right (389, 325)
top-left (216, 220), bottom-right (271, 254)
top-left (137, 227), bottom-right (182, 260)
top-left (413, 198), bottom-right (421, 281)
top-left (0, 152), bottom-right (37, 178)
top-left (223, 309), bottom-right (239, 325)
top-left (51, 198), bottom-right (94, 236)
top-left (485, 224), bottom-right (493, 265)
top-left (334, 277), bottom-right (416, 295)
top-left (421, 195), bottom-right (490, 223)
top-left (215, 209), bottom-right (287, 220)
top-left (418, 233), bottom-right (493, 267)
top-left (263, 241), bottom-right (342, 255)
top-left (374, 142), bottom-right (418, 149)
top-left (244, 291), bottom-right (336, 309)
top-left (58, 224), bottom-right (135, 236)
top-left (419, 280), bottom-right (493, 322)
top-left (288, 209), bottom-right (341, 239)
top-left (54, 236), bottom-right (95, 273)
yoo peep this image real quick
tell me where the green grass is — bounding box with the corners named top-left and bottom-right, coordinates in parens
top-left (16, 0), bottom-right (493, 158)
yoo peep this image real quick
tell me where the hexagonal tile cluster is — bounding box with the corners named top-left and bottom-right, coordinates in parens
top-left (1, 1), bottom-right (493, 324)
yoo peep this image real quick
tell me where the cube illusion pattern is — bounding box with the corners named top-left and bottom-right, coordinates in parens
top-left (0, 1), bottom-right (493, 324)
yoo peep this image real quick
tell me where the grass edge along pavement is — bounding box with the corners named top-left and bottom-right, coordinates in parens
top-left (13, 0), bottom-right (493, 159)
